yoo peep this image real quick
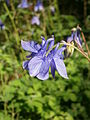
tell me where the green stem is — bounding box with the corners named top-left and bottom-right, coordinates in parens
top-left (3, 3), bottom-right (19, 45)
top-left (3, 30), bottom-right (9, 42)
top-left (46, 44), bottom-right (57, 56)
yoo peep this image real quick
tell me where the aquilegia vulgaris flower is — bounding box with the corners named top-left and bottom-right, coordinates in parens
top-left (31, 16), bottom-right (40, 26)
top-left (21, 35), bottom-right (68, 80)
top-left (34, 0), bottom-right (44, 12)
top-left (64, 27), bottom-right (82, 58)
top-left (18, 0), bottom-right (29, 8)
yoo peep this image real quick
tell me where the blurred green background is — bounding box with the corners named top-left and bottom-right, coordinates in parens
top-left (0, 0), bottom-right (90, 120)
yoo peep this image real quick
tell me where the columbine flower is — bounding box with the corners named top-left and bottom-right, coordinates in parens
top-left (18, 0), bottom-right (29, 8)
top-left (64, 27), bottom-right (82, 58)
top-left (0, 19), bottom-right (5, 30)
top-left (21, 36), bottom-right (68, 80)
top-left (31, 16), bottom-right (40, 26)
top-left (34, 0), bottom-right (44, 12)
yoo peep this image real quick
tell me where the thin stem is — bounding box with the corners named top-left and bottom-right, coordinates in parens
top-left (3, 3), bottom-right (19, 45)
top-left (3, 30), bottom-right (9, 41)
top-left (81, 31), bottom-right (90, 55)
top-left (46, 44), bottom-right (57, 56)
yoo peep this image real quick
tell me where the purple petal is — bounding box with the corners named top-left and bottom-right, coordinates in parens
top-left (47, 43), bottom-right (59, 63)
top-left (23, 60), bottom-right (29, 70)
top-left (47, 37), bottom-right (54, 51)
top-left (18, 0), bottom-right (29, 8)
top-left (28, 56), bottom-right (43, 77)
top-left (37, 57), bottom-right (49, 80)
top-left (67, 32), bottom-right (74, 43)
top-left (42, 37), bottom-right (55, 51)
top-left (31, 16), bottom-right (40, 26)
top-left (56, 45), bottom-right (66, 58)
top-left (34, 0), bottom-right (44, 12)
top-left (37, 71), bottom-right (49, 80)
top-left (54, 57), bottom-right (68, 79)
top-left (41, 36), bottom-right (46, 46)
top-left (74, 30), bottom-right (82, 47)
top-left (50, 59), bottom-right (56, 78)
top-left (34, 6), bottom-right (38, 12)
top-left (21, 40), bottom-right (38, 53)
top-left (39, 4), bottom-right (44, 11)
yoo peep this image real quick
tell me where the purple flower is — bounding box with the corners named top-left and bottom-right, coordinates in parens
top-left (74, 29), bottom-right (82, 47)
top-left (64, 28), bottom-right (82, 58)
top-left (18, 0), bottom-right (29, 8)
top-left (31, 16), bottom-right (40, 26)
top-left (34, 0), bottom-right (44, 12)
top-left (0, 20), bottom-right (5, 30)
top-left (21, 36), bottom-right (68, 80)
top-left (67, 28), bottom-right (82, 47)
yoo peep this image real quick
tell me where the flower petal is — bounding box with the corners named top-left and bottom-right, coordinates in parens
top-left (74, 29), bottom-right (82, 47)
top-left (23, 60), bottom-right (29, 70)
top-left (21, 40), bottom-right (38, 53)
top-left (47, 40), bottom-right (54, 51)
top-left (54, 57), bottom-right (68, 79)
top-left (50, 59), bottom-right (56, 78)
top-left (37, 71), bottom-right (49, 80)
top-left (18, 0), bottom-right (29, 8)
top-left (28, 56), bottom-right (43, 77)
top-left (31, 16), bottom-right (40, 26)
top-left (37, 57), bottom-right (49, 80)
top-left (41, 36), bottom-right (46, 46)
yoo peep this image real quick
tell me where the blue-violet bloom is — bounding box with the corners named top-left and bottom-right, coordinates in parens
top-left (21, 36), bottom-right (68, 80)
top-left (18, 0), bottom-right (29, 8)
top-left (31, 16), bottom-right (40, 26)
top-left (34, 0), bottom-right (44, 12)
top-left (74, 28), bottom-right (82, 47)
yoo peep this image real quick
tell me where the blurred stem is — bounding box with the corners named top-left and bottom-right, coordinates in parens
top-left (81, 31), bottom-right (90, 55)
top-left (1, 73), bottom-right (7, 115)
top-left (12, 103), bottom-right (15, 120)
top-left (84, 0), bottom-right (87, 25)
top-left (3, 30), bottom-right (9, 42)
top-left (4, 102), bottom-right (7, 116)
top-left (42, 10), bottom-right (47, 36)
top-left (3, 3), bottom-right (20, 45)
top-left (10, 0), bottom-right (15, 12)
